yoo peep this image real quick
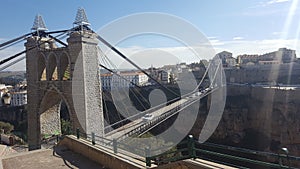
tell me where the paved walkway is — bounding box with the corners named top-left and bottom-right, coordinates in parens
top-left (1, 146), bottom-right (108, 169)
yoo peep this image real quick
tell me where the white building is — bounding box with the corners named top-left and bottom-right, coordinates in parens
top-left (217, 51), bottom-right (232, 60)
top-left (238, 48), bottom-right (296, 66)
top-left (10, 91), bottom-right (27, 106)
top-left (216, 51), bottom-right (236, 67)
top-left (159, 70), bottom-right (170, 84)
top-left (9, 83), bottom-right (27, 106)
top-left (101, 71), bottom-right (149, 90)
top-left (237, 54), bottom-right (259, 65)
top-left (259, 48), bottom-right (296, 63)
top-left (101, 73), bottom-right (112, 90)
top-left (226, 57), bottom-right (236, 67)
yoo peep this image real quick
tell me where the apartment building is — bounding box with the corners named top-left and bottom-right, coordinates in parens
top-left (101, 71), bottom-right (149, 90)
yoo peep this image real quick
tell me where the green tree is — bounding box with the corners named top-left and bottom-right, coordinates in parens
top-left (0, 121), bottom-right (14, 134)
top-left (61, 119), bottom-right (72, 135)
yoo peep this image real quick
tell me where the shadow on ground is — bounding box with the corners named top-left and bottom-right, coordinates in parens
top-left (2, 145), bottom-right (109, 169)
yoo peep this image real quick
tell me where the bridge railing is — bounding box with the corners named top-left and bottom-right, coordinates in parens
top-left (112, 91), bottom-right (210, 141)
top-left (116, 105), bottom-right (182, 141)
top-left (104, 93), bottom-right (182, 133)
top-left (104, 86), bottom-right (211, 134)
top-left (72, 130), bottom-right (300, 168)
top-left (74, 129), bottom-right (147, 161)
top-left (119, 89), bottom-right (215, 140)
top-left (105, 86), bottom-right (215, 140)
top-left (145, 135), bottom-right (300, 169)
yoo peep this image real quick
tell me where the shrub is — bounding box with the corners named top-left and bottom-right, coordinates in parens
top-left (0, 121), bottom-right (14, 134)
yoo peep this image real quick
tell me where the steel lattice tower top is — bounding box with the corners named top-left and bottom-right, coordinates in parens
top-left (31, 14), bottom-right (48, 31)
top-left (73, 7), bottom-right (90, 26)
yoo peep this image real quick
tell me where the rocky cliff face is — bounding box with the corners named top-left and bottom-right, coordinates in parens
top-left (0, 106), bottom-right (27, 130)
top-left (192, 86), bottom-right (300, 157)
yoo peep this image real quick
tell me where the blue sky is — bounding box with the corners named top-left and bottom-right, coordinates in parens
top-left (0, 0), bottom-right (300, 70)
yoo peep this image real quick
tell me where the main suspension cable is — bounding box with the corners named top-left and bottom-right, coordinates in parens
top-left (96, 34), bottom-right (180, 98)
top-left (0, 32), bottom-right (33, 49)
top-left (0, 29), bottom-right (70, 68)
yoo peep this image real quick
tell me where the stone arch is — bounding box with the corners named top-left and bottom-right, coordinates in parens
top-left (59, 52), bottom-right (71, 80)
top-left (38, 87), bottom-right (73, 138)
top-left (47, 53), bottom-right (58, 81)
top-left (37, 53), bottom-right (46, 81)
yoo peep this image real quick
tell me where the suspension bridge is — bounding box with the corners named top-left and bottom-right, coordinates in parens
top-left (0, 8), bottom-right (299, 169)
top-left (0, 7), bottom-right (224, 143)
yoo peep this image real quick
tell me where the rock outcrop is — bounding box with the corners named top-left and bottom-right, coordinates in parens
top-left (192, 85), bottom-right (300, 157)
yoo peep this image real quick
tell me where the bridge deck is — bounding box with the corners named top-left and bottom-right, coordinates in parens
top-left (105, 88), bottom-right (213, 140)
top-left (105, 98), bottom-right (186, 139)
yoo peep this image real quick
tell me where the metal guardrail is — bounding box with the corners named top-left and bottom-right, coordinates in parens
top-left (116, 103), bottom-right (183, 141)
top-left (104, 90), bottom-right (182, 133)
top-left (72, 130), bottom-right (300, 168)
top-left (104, 86), bottom-right (214, 134)
top-left (110, 89), bottom-right (215, 141)
top-left (145, 135), bottom-right (300, 168)
top-left (74, 129), bottom-right (147, 161)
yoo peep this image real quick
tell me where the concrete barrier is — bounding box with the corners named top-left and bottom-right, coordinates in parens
top-left (58, 135), bottom-right (148, 169)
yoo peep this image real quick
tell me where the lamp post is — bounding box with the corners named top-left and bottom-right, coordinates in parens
top-left (279, 147), bottom-right (290, 168)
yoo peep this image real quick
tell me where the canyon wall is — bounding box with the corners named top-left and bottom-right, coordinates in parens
top-left (193, 85), bottom-right (300, 157)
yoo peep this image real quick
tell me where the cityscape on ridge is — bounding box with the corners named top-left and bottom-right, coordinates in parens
top-left (1, 47), bottom-right (297, 106)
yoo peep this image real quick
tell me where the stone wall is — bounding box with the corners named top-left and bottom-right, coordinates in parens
top-left (198, 86), bottom-right (300, 158)
top-left (224, 63), bottom-right (300, 84)
top-left (40, 104), bottom-right (61, 136)
top-left (59, 135), bottom-right (146, 169)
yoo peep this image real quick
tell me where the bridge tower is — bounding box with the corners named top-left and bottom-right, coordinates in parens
top-left (26, 9), bottom-right (104, 150)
